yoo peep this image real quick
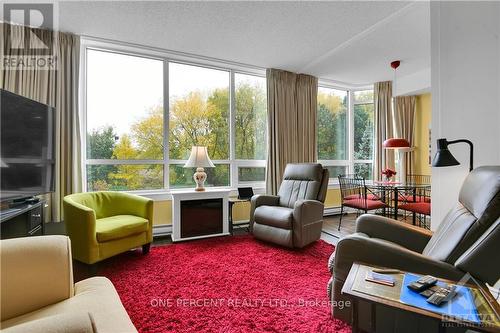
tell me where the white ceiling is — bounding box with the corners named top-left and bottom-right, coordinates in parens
top-left (56, 1), bottom-right (430, 86)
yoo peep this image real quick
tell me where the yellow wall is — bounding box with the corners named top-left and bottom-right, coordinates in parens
top-left (152, 200), bottom-right (172, 225)
top-left (414, 93), bottom-right (432, 175)
top-left (324, 188), bottom-right (341, 208)
top-left (151, 188), bottom-right (342, 226)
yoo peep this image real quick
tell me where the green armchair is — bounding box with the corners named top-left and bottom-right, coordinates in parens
top-left (63, 191), bottom-right (154, 264)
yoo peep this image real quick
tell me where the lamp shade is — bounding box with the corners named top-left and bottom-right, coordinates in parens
top-left (432, 138), bottom-right (460, 168)
top-left (383, 138), bottom-right (410, 149)
top-left (184, 146), bottom-right (215, 168)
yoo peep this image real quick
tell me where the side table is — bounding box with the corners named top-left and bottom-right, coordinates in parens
top-left (228, 197), bottom-right (250, 234)
top-left (342, 263), bottom-right (500, 333)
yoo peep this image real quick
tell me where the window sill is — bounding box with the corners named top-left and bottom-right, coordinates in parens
top-left (127, 186), bottom-right (266, 201)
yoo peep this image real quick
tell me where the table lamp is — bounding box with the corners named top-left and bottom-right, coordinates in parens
top-left (432, 138), bottom-right (474, 171)
top-left (184, 146), bottom-right (215, 191)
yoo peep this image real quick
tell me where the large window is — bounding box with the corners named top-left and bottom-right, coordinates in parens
top-left (317, 87), bottom-right (374, 181)
top-left (317, 87), bottom-right (348, 160)
top-left (84, 47), bottom-right (266, 192)
top-left (168, 63), bottom-right (230, 188)
top-left (86, 50), bottom-right (164, 191)
top-left (234, 73), bottom-right (267, 184)
top-left (353, 90), bottom-right (374, 179)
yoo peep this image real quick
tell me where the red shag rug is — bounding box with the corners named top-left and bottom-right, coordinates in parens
top-left (99, 235), bottom-right (350, 333)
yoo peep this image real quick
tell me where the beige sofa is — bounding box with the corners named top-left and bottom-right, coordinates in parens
top-left (0, 235), bottom-right (137, 333)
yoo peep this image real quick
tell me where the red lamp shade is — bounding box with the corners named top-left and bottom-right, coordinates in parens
top-left (383, 138), bottom-right (410, 149)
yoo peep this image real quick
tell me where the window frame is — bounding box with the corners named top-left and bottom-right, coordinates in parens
top-left (316, 83), bottom-right (374, 185)
top-left (81, 39), bottom-right (267, 194)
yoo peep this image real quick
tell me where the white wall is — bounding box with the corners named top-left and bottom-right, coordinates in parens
top-left (430, 1), bottom-right (500, 229)
top-left (393, 67), bottom-right (431, 97)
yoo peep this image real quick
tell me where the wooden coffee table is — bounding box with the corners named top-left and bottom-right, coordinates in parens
top-left (342, 263), bottom-right (500, 333)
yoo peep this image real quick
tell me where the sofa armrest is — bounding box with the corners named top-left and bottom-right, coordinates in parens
top-left (333, 234), bottom-right (465, 285)
top-left (1, 312), bottom-right (95, 333)
top-left (355, 214), bottom-right (433, 253)
top-left (249, 194), bottom-right (280, 228)
top-left (0, 236), bottom-right (74, 321)
top-left (63, 197), bottom-right (99, 263)
top-left (293, 199), bottom-right (324, 227)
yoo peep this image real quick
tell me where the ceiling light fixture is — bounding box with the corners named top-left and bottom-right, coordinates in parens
top-left (391, 60), bottom-right (400, 96)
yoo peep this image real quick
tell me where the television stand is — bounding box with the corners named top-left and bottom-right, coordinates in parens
top-left (0, 200), bottom-right (46, 239)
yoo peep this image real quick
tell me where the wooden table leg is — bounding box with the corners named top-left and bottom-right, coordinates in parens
top-left (393, 188), bottom-right (399, 220)
top-left (352, 299), bottom-right (360, 333)
top-left (228, 202), bottom-right (234, 235)
top-left (371, 302), bottom-right (376, 332)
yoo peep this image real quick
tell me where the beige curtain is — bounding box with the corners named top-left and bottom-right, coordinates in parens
top-left (394, 95), bottom-right (416, 176)
top-left (266, 69), bottom-right (318, 194)
top-left (1, 23), bottom-right (82, 222)
top-left (373, 81), bottom-right (395, 181)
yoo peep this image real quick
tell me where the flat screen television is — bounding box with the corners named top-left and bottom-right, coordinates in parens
top-left (0, 89), bottom-right (55, 201)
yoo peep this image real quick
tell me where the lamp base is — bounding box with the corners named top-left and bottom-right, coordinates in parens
top-left (193, 167), bottom-right (207, 192)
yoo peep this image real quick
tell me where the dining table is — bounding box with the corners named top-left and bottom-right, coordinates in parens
top-left (366, 181), bottom-right (431, 220)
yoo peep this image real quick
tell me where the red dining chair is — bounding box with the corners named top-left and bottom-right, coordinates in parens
top-left (337, 175), bottom-right (387, 230)
top-left (398, 186), bottom-right (431, 229)
top-left (397, 174), bottom-right (431, 203)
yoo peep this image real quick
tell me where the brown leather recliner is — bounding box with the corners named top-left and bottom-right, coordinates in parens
top-left (328, 166), bottom-right (500, 324)
top-left (249, 163), bottom-right (329, 248)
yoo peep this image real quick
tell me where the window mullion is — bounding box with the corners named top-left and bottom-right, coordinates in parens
top-left (163, 59), bottom-right (169, 190)
top-left (348, 90), bottom-right (355, 174)
top-left (230, 70), bottom-right (237, 188)
top-left (81, 47), bottom-right (89, 192)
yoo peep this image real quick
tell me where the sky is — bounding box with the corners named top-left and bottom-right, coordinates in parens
top-left (86, 49), bottom-right (231, 136)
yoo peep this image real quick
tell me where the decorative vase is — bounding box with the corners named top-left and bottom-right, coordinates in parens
top-left (193, 167), bottom-right (207, 191)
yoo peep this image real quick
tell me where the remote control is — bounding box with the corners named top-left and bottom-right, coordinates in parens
top-left (372, 268), bottom-right (401, 274)
top-left (427, 285), bottom-right (457, 306)
top-left (407, 275), bottom-right (438, 292)
top-left (419, 285), bottom-right (440, 298)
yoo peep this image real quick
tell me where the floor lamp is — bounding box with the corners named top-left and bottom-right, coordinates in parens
top-left (432, 138), bottom-right (474, 171)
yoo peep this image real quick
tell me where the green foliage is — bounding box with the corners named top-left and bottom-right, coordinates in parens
top-left (169, 90), bottom-right (229, 160)
top-left (87, 84), bottom-right (374, 189)
top-left (354, 104), bottom-right (374, 160)
top-left (354, 163), bottom-right (372, 180)
top-left (88, 83), bottom-right (267, 190)
top-left (235, 83), bottom-right (267, 160)
top-left (131, 106), bottom-right (164, 159)
top-left (86, 126), bottom-right (116, 159)
top-left (168, 90), bottom-right (230, 187)
top-left (354, 90), bottom-right (374, 104)
top-left (317, 92), bottom-right (347, 160)
top-left (86, 126), bottom-right (117, 191)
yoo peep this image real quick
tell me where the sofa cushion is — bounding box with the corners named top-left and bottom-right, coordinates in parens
top-left (399, 202), bottom-right (431, 215)
top-left (1, 312), bottom-right (96, 333)
top-left (342, 199), bottom-right (386, 211)
top-left (254, 206), bottom-right (293, 229)
top-left (0, 277), bottom-right (137, 333)
top-left (96, 215), bottom-right (148, 242)
top-left (422, 203), bottom-right (476, 263)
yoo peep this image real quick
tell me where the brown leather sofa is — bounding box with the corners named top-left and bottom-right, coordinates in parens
top-left (249, 163), bottom-right (329, 248)
top-left (328, 165), bottom-right (500, 323)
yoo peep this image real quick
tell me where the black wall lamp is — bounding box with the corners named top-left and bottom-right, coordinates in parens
top-left (432, 138), bottom-right (474, 171)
